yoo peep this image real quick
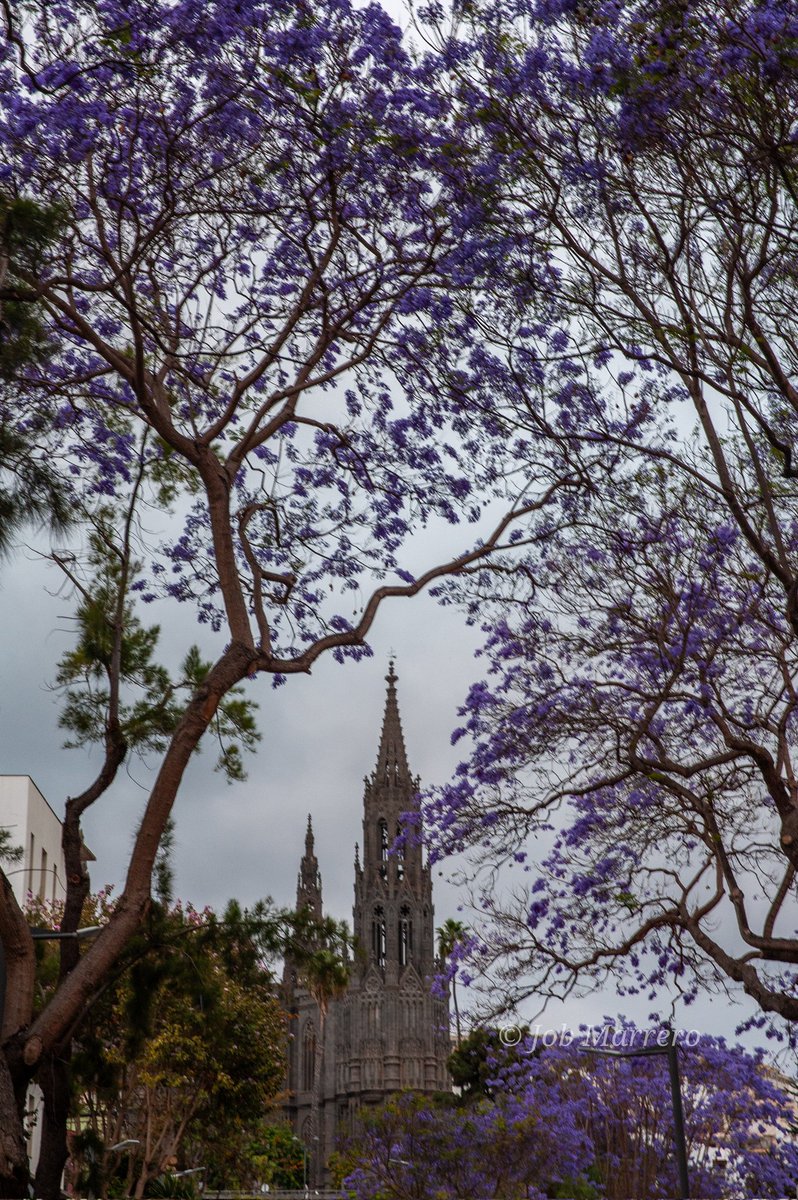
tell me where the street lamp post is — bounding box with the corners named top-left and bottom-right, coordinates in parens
top-left (175, 1165), bottom-right (206, 1189)
top-left (582, 1027), bottom-right (690, 1200)
top-left (87, 1140), bottom-right (141, 1200)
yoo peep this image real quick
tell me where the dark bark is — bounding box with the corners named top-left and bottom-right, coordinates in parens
top-left (0, 872), bottom-right (35, 1195)
top-left (20, 642), bottom-right (257, 1069)
top-left (0, 1039), bottom-right (28, 1197)
top-left (32, 734), bottom-right (128, 1200)
top-left (0, 1026), bottom-right (38, 1199)
top-left (0, 875), bottom-right (34, 1045)
top-left (32, 810), bottom-right (94, 1198)
top-left (32, 1047), bottom-right (72, 1200)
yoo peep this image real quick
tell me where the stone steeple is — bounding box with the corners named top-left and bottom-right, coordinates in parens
top-left (283, 665), bottom-right (450, 1184)
top-left (296, 813), bottom-right (322, 919)
top-left (374, 660), bottom-right (411, 788)
top-left (354, 662), bottom-right (433, 981)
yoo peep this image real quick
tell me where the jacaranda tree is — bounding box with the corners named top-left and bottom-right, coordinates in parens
top-left (416, 0), bottom-right (798, 1032)
top-left (429, 470), bottom-right (798, 1024)
top-left (342, 1024), bottom-right (798, 1200)
top-left (339, 1087), bottom-right (588, 1200)
top-left (0, 1), bottom-right (546, 1192)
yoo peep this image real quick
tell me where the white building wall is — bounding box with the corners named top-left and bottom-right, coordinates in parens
top-left (0, 775), bottom-right (66, 907)
top-left (0, 776), bottom-right (68, 1175)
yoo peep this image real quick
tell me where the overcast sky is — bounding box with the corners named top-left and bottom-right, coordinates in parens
top-left (0, 533), bottom-right (486, 927)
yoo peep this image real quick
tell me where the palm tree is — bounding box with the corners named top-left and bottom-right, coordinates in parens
top-left (437, 919), bottom-right (468, 1048)
top-left (299, 947), bottom-right (349, 1186)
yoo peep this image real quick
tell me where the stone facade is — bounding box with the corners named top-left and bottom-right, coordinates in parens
top-left (283, 665), bottom-right (451, 1182)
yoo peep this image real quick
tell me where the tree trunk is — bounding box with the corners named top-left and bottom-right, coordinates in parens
top-left (33, 1046), bottom-right (72, 1200)
top-left (0, 641), bottom-right (257, 1196)
top-left (0, 1038), bottom-right (28, 1198)
top-left (0, 873), bottom-right (35, 1045)
top-left (19, 641), bottom-right (256, 1069)
top-left (309, 1005), bottom-right (326, 1188)
top-left (33, 777), bottom-right (113, 1200)
top-left (0, 870), bottom-right (37, 1196)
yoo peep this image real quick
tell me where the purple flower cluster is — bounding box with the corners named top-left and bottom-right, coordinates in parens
top-left (410, 0), bottom-right (798, 1034)
top-left (0, 0), bottom-right (514, 659)
top-left (344, 1021), bottom-right (798, 1199)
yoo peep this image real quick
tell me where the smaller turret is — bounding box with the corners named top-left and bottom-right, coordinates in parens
top-left (296, 813), bottom-right (322, 919)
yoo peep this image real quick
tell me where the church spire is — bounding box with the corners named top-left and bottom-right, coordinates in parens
top-left (353, 662), bottom-right (434, 984)
top-left (374, 660), bottom-right (411, 789)
top-left (296, 813), bottom-right (322, 919)
top-left (284, 665), bottom-right (451, 1174)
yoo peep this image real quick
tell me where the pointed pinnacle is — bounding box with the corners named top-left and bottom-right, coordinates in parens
top-left (374, 660), bottom-right (410, 785)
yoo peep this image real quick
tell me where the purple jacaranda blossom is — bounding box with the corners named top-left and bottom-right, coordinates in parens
top-left (342, 1022), bottom-right (798, 1199)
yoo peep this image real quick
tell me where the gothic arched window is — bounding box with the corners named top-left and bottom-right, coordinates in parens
top-left (372, 905), bottom-right (386, 968)
top-left (398, 904), bottom-right (412, 967)
top-left (378, 819), bottom-right (389, 878)
top-left (302, 1020), bottom-right (316, 1092)
top-left (396, 823), bottom-right (405, 881)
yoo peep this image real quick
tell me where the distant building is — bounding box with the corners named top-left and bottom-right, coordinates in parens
top-left (0, 775), bottom-right (72, 1174)
top-left (283, 664), bottom-right (451, 1183)
top-left (0, 775), bottom-right (67, 906)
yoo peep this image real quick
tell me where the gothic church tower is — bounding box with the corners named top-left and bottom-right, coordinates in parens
top-left (283, 665), bottom-right (450, 1182)
top-left (296, 813), bottom-right (322, 920)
